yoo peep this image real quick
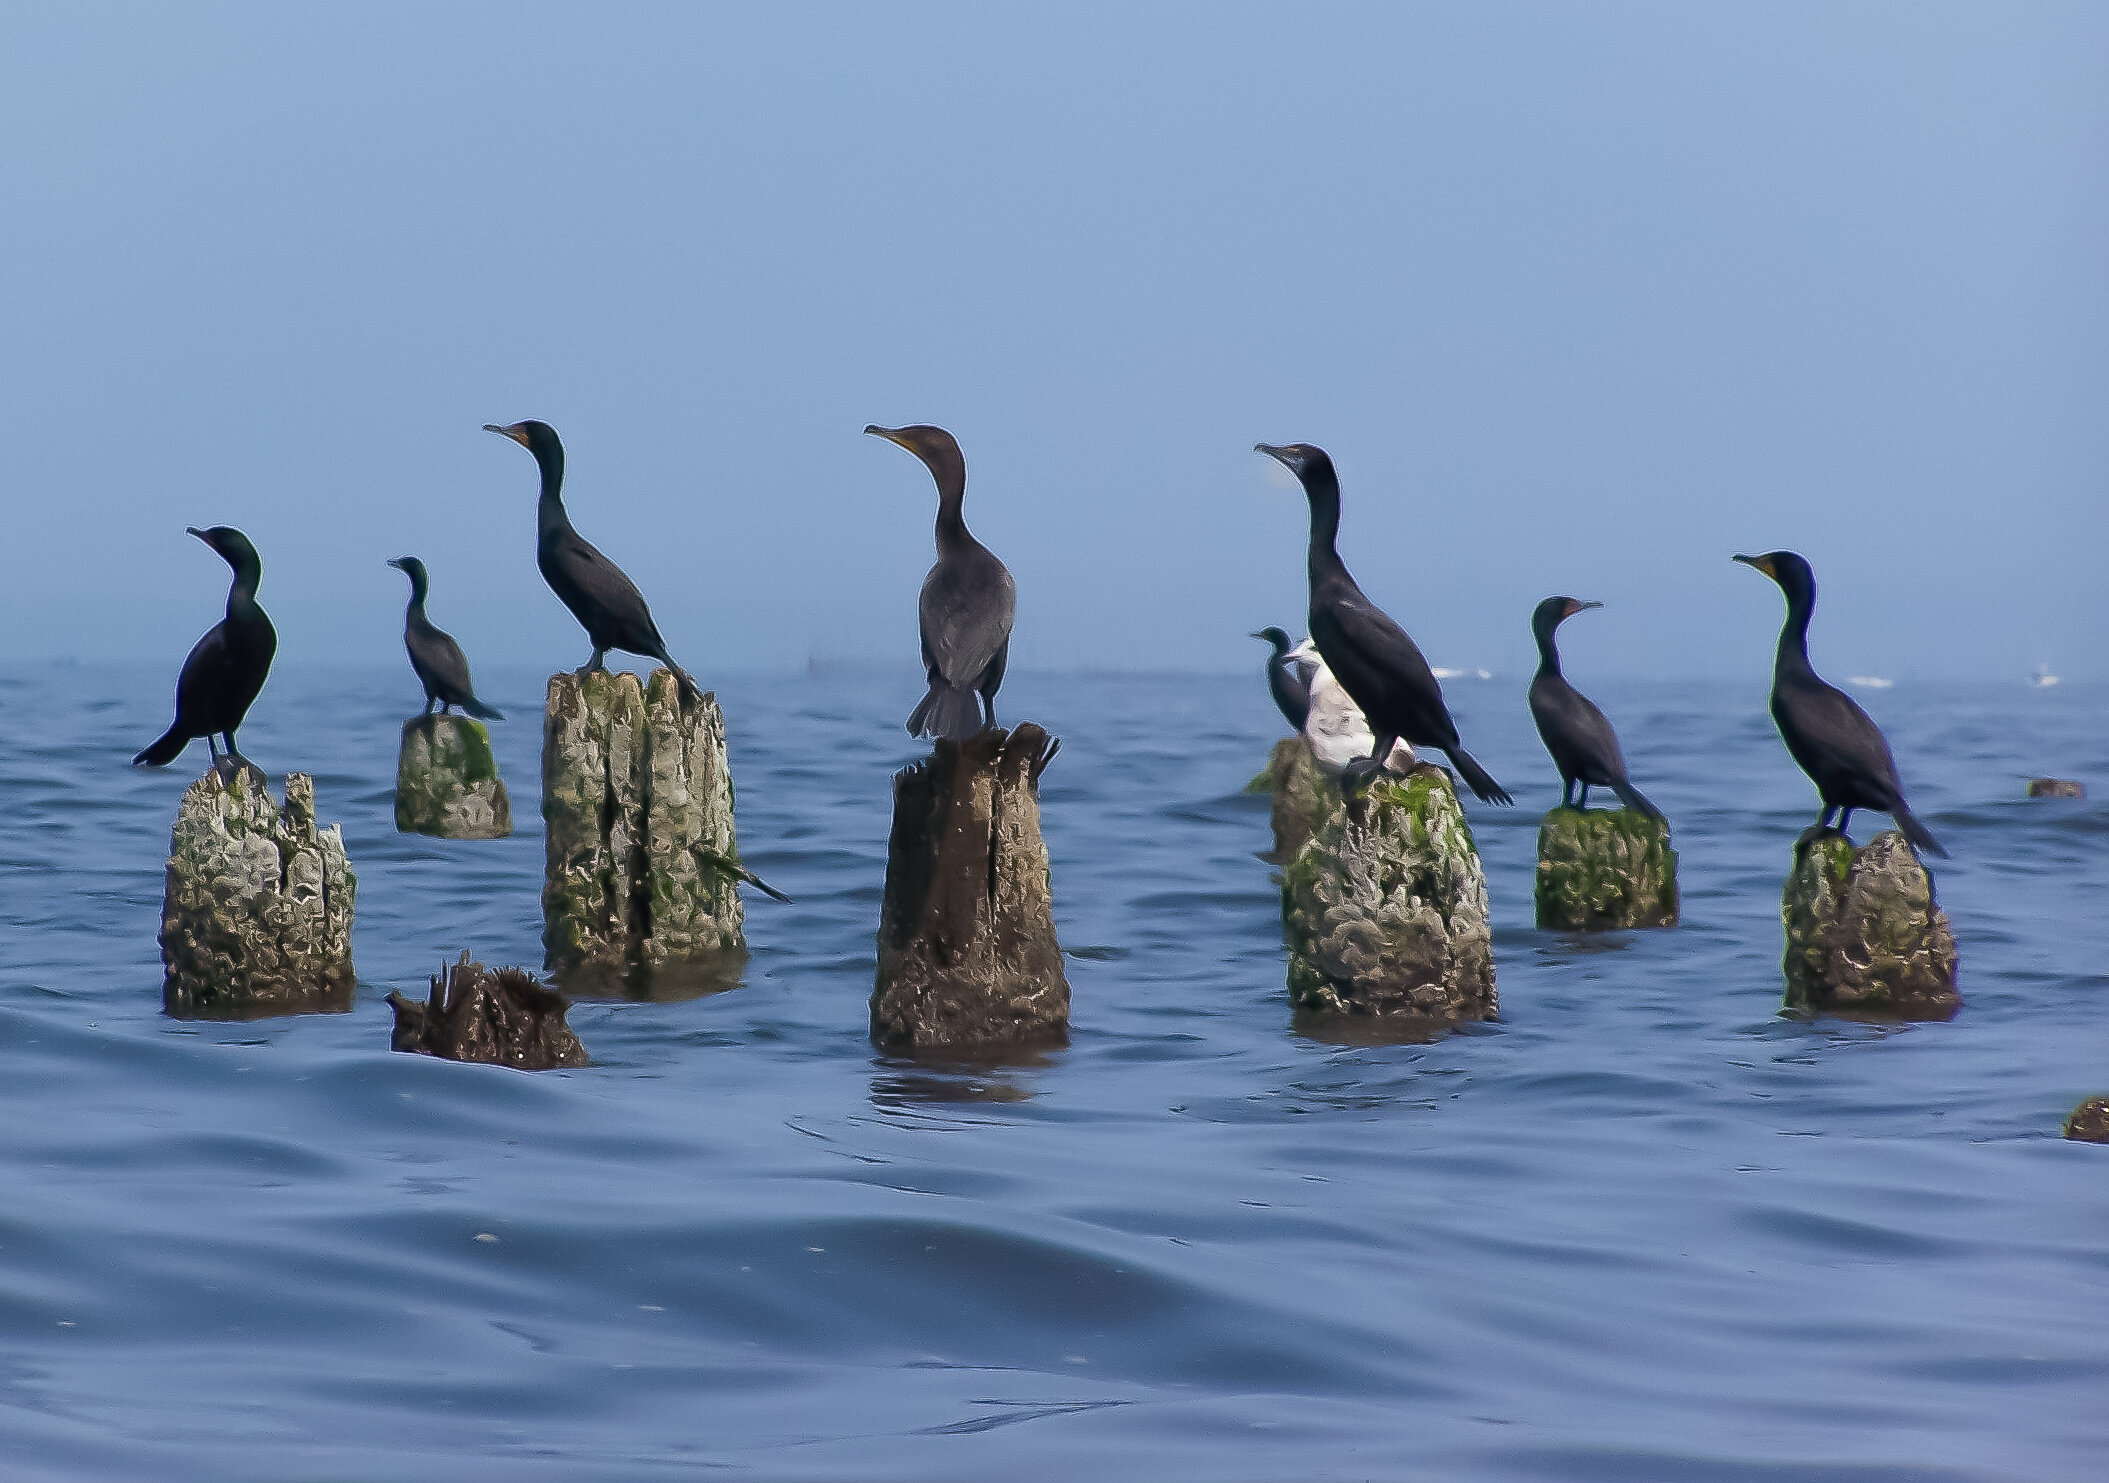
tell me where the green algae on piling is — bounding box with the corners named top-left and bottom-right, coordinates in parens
top-left (1534, 806), bottom-right (1678, 930)
top-left (1781, 830), bottom-right (1958, 1019)
top-left (1281, 765), bottom-right (1494, 1025)
top-left (395, 715), bottom-right (511, 839)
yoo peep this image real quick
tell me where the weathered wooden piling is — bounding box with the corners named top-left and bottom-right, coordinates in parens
top-left (2063, 1097), bottom-right (2109, 1143)
top-left (387, 952), bottom-right (589, 1069)
top-left (1248, 735), bottom-right (1344, 863)
top-left (160, 768), bottom-right (356, 1017)
top-left (395, 715), bottom-right (512, 839)
top-left (1281, 764), bottom-right (1495, 1025)
top-left (1534, 807), bottom-right (1678, 930)
top-left (542, 669), bottom-right (745, 975)
top-left (1781, 831), bottom-right (1958, 1018)
top-left (873, 724), bottom-right (1068, 1051)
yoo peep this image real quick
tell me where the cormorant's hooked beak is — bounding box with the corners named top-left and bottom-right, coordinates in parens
top-left (484, 422), bottom-right (531, 447)
top-left (863, 424), bottom-right (908, 449)
top-left (185, 526), bottom-right (207, 542)
top-left (1255, 443), bottom-right (1316, 485)
top-left (386, 557), bottom-right (408, 572)
top-left (1733, 553), bottom-right (1776, 579)
top-left (1570, 599), bottom-right (1604, 616)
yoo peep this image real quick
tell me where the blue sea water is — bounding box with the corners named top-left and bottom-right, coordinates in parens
top-left (0, 663), bottom-right (2103, 1482)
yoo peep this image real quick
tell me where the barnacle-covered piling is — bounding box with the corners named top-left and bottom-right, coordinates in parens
top-left (387, 952), bottom-right (588, 1069)
top-left (1782, 831), bottom-right (1958, 1019)
top-left (873, 724), bottom-right (1068, 1051)
top-left (1281, 764), bottom-right (1495, 1026)
top-left (395, 715), bottom-right (511, 839)
top-left (160, 768), bottom-right (356, 1017)
top-left (1534, 807), bottom-right (1678, 930)
top-left (542, 669), bottom-right (745, 976)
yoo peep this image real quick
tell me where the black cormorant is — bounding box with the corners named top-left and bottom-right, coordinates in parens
top-left (134, 526), bottom-right (276, 775)
top-left (1251, 627), bottom-right (1312, 731)
top-left (864, 424), bottom-right (1015, 741)
top-left (1734, 551), bottom-right (1945, 857)
top-left (1256, 442), bottom-right (1511, 804)
top-left (485, 420), bottom-right (702, 704)
top-left (388, 556), bottom-right (504, 721)
top-left (1528, 596), bottom-right (1663, 819)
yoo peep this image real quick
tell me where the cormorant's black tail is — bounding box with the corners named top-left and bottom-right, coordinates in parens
top-left (647, 652), bottom-right (703, 706)
top-left (1610, 776), bottom-right (1666, 822)
top-left (1893, 802), bottom-right (1948, 859)
top-left (463, 697), bottom-right (505, 722)
top-left (1446, 747), bottom-right (1512, 806)
top-left (134, 726), bottom-right (188, 767)
top-left (696, 848), bottom-right (793, 905)
top-left (908, 679), bottom-right (985, 742)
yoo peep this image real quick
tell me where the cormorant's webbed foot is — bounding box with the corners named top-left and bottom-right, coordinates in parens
top-left (212, 753), bottom-right (266, 788)
top-left (1338, 756), bottom-right (1385, 800)
top-left (1793, 823), bottom-right (1851, 858)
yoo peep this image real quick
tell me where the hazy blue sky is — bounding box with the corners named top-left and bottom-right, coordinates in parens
top-left (2, 3), bottom-right (2102, 682)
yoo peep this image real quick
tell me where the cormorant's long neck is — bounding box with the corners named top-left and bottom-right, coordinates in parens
top-left (1302, 468), bottom-right (1345, 586)
top-left (1775, 583), bottom-right (1817, 681)
top-left (1533, 617), bottom-right (1563, 679)
top-left (533, 442), bottom-right (569, 537)
top-left (225, 556), bottom-right (262, 618)
top-left (404, 568), bottom-right (430, 621)
top-left (932, 467), bottom-right (971, 554)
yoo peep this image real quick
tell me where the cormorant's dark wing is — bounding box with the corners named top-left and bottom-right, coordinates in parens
top-left (919, 549), bottom-right (1015, 689)
top-left (407, 621), bottom-right (477, 707)
top-left (1267, 655), bottom-right (1312, 731)
top-left (1314, 590), bottom-right (1460, 750)
top-left (1530, 675), bottom-right (1629, 784)
top-left (549, 529), bottom-right (668, 651)
top-left (1780, 679), bottom-right (1908, 804)
top-left (172, 623), bottom-right (238, 730)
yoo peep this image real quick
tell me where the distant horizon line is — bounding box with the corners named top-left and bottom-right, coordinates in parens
top-left (4, 656), bottom-right (2093, 688)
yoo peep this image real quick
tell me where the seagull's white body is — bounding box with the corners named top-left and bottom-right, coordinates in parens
top-left (1288, 639), bottom-right (1416, 775)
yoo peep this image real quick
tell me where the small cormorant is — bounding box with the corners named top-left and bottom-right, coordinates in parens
top-left (485, 420), bottom-right (702, 704)
top-left (388, 557), bottom-right (504, 721)
top-left (134, 526), bottom-right (276, 776)
top-left (1257, 442), bottom-right (1511, 804)
top-left (1734, 551), bottom-right (1945, 857)
top-left (1287, 638), bottom-right (1417, 775)
top-left (1251, 626), bottom-right (1312, 731)
top-left (1528, 596), bottom-right (1663, 819)
top-left (864, 424), bottom-right (1015, 741)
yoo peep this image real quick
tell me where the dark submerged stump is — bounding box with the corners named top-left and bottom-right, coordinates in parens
top-left (387, 952), bottom-right (588, 1069)
top-left (1281, 764), bottom-right (1495, 1026)
top-left (1534, 807), bottom-right (1678, 930)
top-left (873, 724), bottom-right (1068, 1052)
top-left (395, 714), bottom-right (512, 839)
top-left (2062, 1097), bottom-right (2109, 1143)
top-left (161, 768), bottom-right (356, 1018)
top-left (542, 669), bottom-right (746, 977)
top-left (2027, 778), bottom-right (2085, 799)
top-left (1782, 831), bottom-right (1959, 1019)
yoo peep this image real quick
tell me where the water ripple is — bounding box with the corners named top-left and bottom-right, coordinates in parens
top-left (0, 669), bottom-right (2103, 1481)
